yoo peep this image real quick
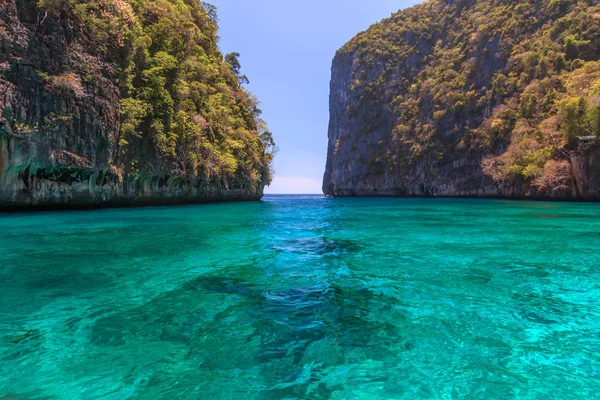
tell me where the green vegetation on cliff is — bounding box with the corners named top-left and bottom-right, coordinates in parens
top-left (337, 0), bottom-right (600, 193)
top-left (6, 0), bottom-right (274, 191)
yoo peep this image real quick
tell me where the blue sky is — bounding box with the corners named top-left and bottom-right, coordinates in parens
top-left (211, 0), bottom-right (419, 194)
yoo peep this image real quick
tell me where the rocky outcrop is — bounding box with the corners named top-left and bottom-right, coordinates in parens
top-left (0, 126), bottom-right (263, 210)
top-left (571, 141), bottom-right (600, 200)
top-left (0, 135), bottom-right (262, 211)
top-left (323, 0), bottom-right (600, 201)
top-left (0, 0), bottom-right (268, 210)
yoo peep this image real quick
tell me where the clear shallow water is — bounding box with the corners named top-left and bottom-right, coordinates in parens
top-left (1, 195), bottom-right (600, 399)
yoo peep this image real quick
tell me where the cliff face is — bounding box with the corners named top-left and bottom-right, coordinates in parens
top-left (324, 0), bottom-right (600, 200)
top-left (0, 0), bottom-right (271, 210)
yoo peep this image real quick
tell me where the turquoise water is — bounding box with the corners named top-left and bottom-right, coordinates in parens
top-left (1, 195), bottom-right (600, 399)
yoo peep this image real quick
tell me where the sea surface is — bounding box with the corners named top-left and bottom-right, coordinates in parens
top-left (1, 195), bottom-right (600, 399)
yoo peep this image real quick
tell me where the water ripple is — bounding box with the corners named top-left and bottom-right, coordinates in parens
top-left (1, 196), bottom-right (600, 398)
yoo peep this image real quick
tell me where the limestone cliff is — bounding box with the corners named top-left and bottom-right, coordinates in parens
top-left (0, 0), bottom-right (273, 210)
top-left (324, 0), bottom-right (600, 200)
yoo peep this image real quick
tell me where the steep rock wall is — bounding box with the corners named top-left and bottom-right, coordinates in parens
top-left (0, 0), bottom-right (268, 210)
top-left (323, 0), bottom-right (600, 201)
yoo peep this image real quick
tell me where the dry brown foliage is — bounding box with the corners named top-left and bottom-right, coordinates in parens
top-left (532, 159), bottom-right (572, 192)
top-left (50, 73), bottom-right (85, 97)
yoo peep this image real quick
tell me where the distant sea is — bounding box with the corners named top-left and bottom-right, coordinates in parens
top-left (1, 195), bottom-right (599, 399)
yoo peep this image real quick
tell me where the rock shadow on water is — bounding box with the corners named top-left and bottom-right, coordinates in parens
top-left (88, 274), bottom-right (408, 398)
top-left (2, 329), bottom-right (44, 362)
top-left (89, 275), bottom-right (262, 346)
top-left (275, 237), bottom-right (365, 257)
top-left (250, 285), bottom-right (406, 398)
top-left (511, 292), bottom-right (580, 326)
top-left (0, 391), bottom-right (53, 400)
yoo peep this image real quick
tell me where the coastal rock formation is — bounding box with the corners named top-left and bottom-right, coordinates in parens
top-left (324, 0), bottom-right (600, 200)
top-left (0, 0), bottom-right (273, 210)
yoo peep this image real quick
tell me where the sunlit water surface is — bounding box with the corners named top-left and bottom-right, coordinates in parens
top-left (1, 195), bottom-right (600, 399)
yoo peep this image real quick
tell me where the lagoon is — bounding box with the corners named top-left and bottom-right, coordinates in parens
top-left (1, 196), bottom-right (599, 399)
